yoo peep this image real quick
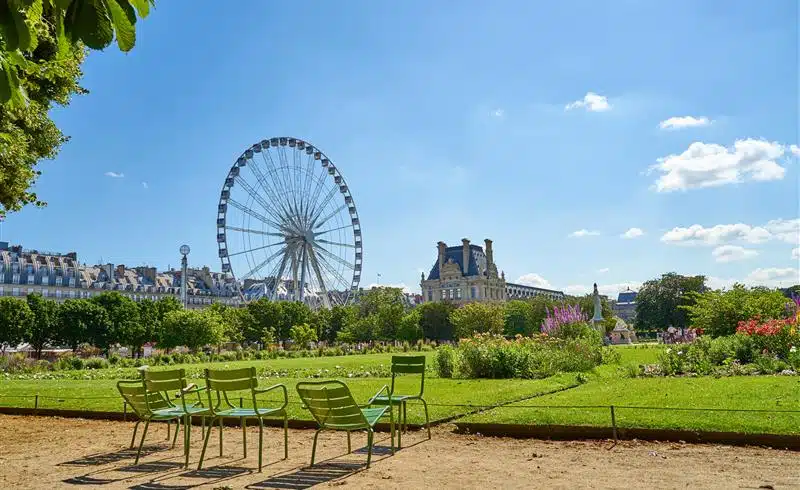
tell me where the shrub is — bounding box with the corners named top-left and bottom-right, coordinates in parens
top-left (435, 345), bottom-right (456, 378)
top-left (84, 357), bottom-right (109, 370)
top-left (108, 354), bottom-right (122, 365)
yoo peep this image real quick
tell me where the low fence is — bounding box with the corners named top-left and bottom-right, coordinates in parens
top-left (0, 394), bottom-right (798, 449)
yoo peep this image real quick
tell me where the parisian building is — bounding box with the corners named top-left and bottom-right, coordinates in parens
top-left (419, 238), bottom-right (565, 305)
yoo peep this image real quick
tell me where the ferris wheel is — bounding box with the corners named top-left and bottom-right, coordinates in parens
top-left (216, 137), bottom-right (362, 308)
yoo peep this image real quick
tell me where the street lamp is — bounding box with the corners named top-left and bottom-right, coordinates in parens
top-left (179, 245), bottom-right (190, 307)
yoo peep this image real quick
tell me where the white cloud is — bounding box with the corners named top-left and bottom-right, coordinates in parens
top-left (564, 92), bottom-right (611, 112)
top-left (564, 281), bottom-right (642, 297)
top-left (711, 245), bottom-right (758, 263)
top-left (659, 116), bottom-right (711, 130)
top-left (141, 181), bottom-right (149, 189)
top-left (490, 108), bottom-right (504, 118)
top-left (569, 229), bottom-right (601, 238)
top-left (597, 268), bottom-right (610, 274)
top-left (649, 139), bottom-right (788, 192)
top-left (790, 145), bottom-right (800, 157)
top-left (104, 171), bottom-right (124, 178)
top-left (764, 218), bottom-right (800, 245)
top-left (661, 219), bottom-right (798, 247)
top-left (745, 267), bottom-right (799, 286)
top-left (621, 228), bottom-right (644, 239)
top-left (792, 247), bottom-right (799, 260)
top-left (514, 273), bottom-right (553, 289)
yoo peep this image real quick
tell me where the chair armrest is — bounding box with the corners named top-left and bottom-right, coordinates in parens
top-left (253, 384), bottom-right (288, 411)
top-left (366, 384), bottom-right (391, 406)
top-left (174, 384), bottom-right (206, 398)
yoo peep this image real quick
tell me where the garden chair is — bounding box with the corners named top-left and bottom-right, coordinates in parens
top-left (368, 355), bottom-right (431, 448)
top-left (296, 380), bottom-right (394, 469)
top-left (141, 368), bottom-right (211, 468)
top-left (197, 367), bottom-right (288, 472)
top-left (116, 380), bottom-right (184, 465)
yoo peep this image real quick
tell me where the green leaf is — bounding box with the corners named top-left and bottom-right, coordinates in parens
top-left (0, 3), bottom-right (21, 51)
top-left (53, 0), bottom-right (73, 8)
top-left (10, 6), bottom-right (32, 51)
top-left (0, 59), bottom-right (26, 108)
top-left (105, 0), bottom-right (136, 52)
top-left (128, 0), bottom-right (149, 18)
top-left (72, 0), bottom-right (114, 49)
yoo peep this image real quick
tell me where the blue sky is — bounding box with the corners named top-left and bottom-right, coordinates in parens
top-left (3, 0), bottom-right (799, 297)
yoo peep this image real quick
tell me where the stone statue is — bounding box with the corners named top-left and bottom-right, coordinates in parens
top-left (591, 283), bottom-right (604, 327)
top-left (421, 272), bottom-right (425, 282)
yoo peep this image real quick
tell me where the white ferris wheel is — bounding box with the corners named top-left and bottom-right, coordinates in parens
top-left (216, 137), bottom-right (362, 308)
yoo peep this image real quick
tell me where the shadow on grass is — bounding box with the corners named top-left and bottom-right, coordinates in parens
top-left (246, 462), bottom-right (364, 489)
top-left (59, 446), bottom-right (164, 466)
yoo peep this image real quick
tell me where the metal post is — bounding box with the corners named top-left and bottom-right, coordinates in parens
top-left (239, 397), bottom-right (243, 408)
top-left (123, 402), bottom-right (128, 421)
top-left (34, 394), bottom-right (39, 413)
top-left (610, 405), bottom-right (618, 442)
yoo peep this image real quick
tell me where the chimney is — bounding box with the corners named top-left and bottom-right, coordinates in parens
top-left (437, 241), bottom-right (446, 272)
top-left (484, 238), bottom-right (494, 265)
top-left (461, 238), bottom-right (470, 276)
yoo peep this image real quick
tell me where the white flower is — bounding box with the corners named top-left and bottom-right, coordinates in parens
top-left (791, 346), bottom-right (797, 353)
top-left (677, 351), bottom-right (683, 356)
top-left (666, 348), bottom-right (672, 354)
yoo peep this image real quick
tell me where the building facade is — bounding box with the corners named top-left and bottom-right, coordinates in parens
top-left (419, 238), bottom-right (564, 305)
top-left (0, 242), bottom-right (240, 307)
top-left (611, 287), bottom-right (637, 324)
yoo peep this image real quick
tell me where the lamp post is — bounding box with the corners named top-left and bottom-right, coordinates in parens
top-left (179, 244), bottom-right (190, 307)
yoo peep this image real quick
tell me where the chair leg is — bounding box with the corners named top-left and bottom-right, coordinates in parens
top-left (135, 420), bottom-right (151, 465)
top-left (242, 418), bottom-right (247, 458)
top-left (257, 417), bottom-right (264, 472)
top-left (389, 405), bottom-right (394, 455)
top-left (166, 420), bottom-right (170, 441)
top-left (184, 415), bottom-right (191, 468)
top-left (283, 415), bottom-right (289, 460)
top-left (366, 429), bottom-right (373, 468)
top-left (198, 417), bottom-right (216, 470)
top-left (310, 429), bottom-right (321, 467)
top-left (218, 417), bottom-right (224, 458)
top-left (130, 421), bottom-right (140, 449)
top-left (171, 419), bottom-right (181, 448)
top-left (347, 431), bottom-right (351, 453)
top-left (421, 398), bottom-right (431, 439)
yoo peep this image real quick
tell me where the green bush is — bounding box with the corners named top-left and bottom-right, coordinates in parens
top-left (84, 357), bottom-right (109, 370)
top-left (435, 345), bottom-right (456, 378)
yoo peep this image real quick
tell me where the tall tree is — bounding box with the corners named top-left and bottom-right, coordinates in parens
top-left (635, 272), bottom-right (706, 332)
top-left (503, 300), bottom-right (537, 336)
top-left (160, 309), bottom-right (224, 351)
top-left (417, 302), bottom-right (455, 341)
top-left (0, 0), bottom-right (154, 217)
top-left (25, 293), bottom-right (58, 357)
top-left (280, 301), bottom-right (312, 340)
top-left (245, 298), bottom-right (283, 343)
top-left (684, 285), bottom-right (790, 337)
top-left (90, 291), bottom-right (140, 350)
top-left (450, 302), bottom-right (505, 339)
top-left (0, 296), bottom-right (33, 351)
top-left (322, 305), bottom-right (358, 343)
top-left (57, 298), bottom-right (107, 351)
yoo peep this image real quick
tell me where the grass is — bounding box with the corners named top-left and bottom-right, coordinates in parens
top-left (461, 345), bottom-right (800, 434)
top-left (2, 345), bottom-right (798, 435)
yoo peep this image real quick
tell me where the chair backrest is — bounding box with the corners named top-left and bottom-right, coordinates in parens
top-left (142, 368), bottom-right (187, 396)
top-left (117, 379), bottom-right (171, 418)
top-left (296, 380), bottom-right (367, 431)
top-left (204, 367), bottom-right (258, 412)
top-left (390, 355), bottom-right (426, 397)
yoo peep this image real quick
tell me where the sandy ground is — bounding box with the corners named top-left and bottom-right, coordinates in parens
top-left (0, 415), bottom-right (798, 489)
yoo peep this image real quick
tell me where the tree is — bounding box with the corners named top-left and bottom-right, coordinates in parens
top-left (321, 305), bottom-right (358, 343)
top-left (0, 296), bottom-right (33, 351)
top-left (503, 300), bottom-right (537, 336)
top-left (337, 315), bottom-right (379, 343)
top-left (90, 291), bottom-right (140, 350)
top-left (417, 302), bottom-right (455, 341)
top-left (280, 301), bottom-right (312, 340)
top-left (57, 298), bottom-right (107, 351)
top-left (397, 309), bottom-right (423, 342)
top-left (289, 323), bottom-right (317, 349)
top-left (134, 298), bottom-right (159, 356)
top-left (358, 288), bottom-right (406, 339)
top-left (0, 1), bottom-right (153, 217)
top-left (208, 303), bottom-right (249, 346)
top-left (568, 294), bottom-right (615, 333)
top-left (635, 272), bottom-right (706, 332)
top-left (245, 298), bottom-right (283, 343)
top-left (450, 302), bottom-right (505, 339)
top-left (159, 309), bottom-right (224, 351)
top-left (684, 285), bottom-right (791, 337)
top-left (25, 293), bottom-right (58, 358)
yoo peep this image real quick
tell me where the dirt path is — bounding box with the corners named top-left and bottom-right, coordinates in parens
top-left (0, 415), bottom-right (798, 489)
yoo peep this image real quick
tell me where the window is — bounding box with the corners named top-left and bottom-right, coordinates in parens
top-left (55, 289), bottom-right (62, 298)
top-left (455, 288), bottom-right (462, 300)
top-left (471, 287), bottom-right (476, 299)
top-left (12, 287), bottom-right (20, 296)
top-left (42, 289), bottom-right (48, 297)
top-left (27, 275), bottom-right (34, 285)
top-left (427, 289), bottom-right (433, 301)
top-left (55, 277), bottom-right (62, 286)
top-left (12, 274), bottom-right (19, 284)
top-left (443, 289), bottom-right (449, 300)
top-left (69, 290), bottom-right (76, 298)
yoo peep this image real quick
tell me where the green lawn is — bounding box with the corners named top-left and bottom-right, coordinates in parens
top-left (461, 345), bottom-right (800, 434)
top-left (2, 345), bottom-right (798, 435)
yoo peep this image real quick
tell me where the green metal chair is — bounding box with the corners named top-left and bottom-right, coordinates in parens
top-left (296, 380), bottom-right (394, 469)
top-left (197, 367), bottom-right (288, 472)
top-left (368, 355), bottom-right (431, 448)
top-left (117, 380), bottom-right (183, 465)
top-left (142, 368), bottom-right (211, 468)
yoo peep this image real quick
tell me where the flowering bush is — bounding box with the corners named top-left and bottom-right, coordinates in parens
top-left (735, 315), bottom-right (797, 359)
top-left (450, 333), bottom-right (604, 379)
top-left (540, 304), bottom-right (599, 340)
